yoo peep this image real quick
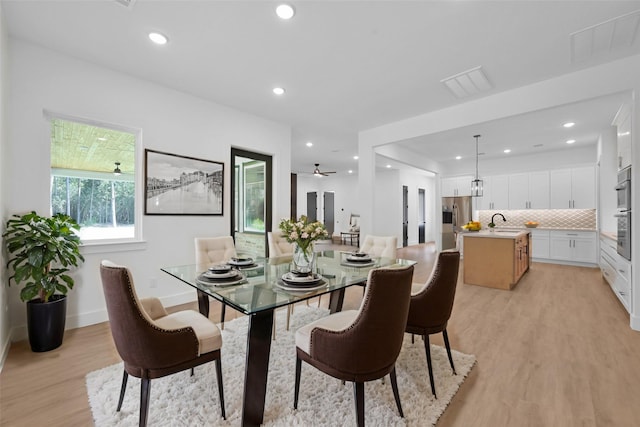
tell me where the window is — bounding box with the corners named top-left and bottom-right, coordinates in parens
top-left (49, 117), bottom-right (138, 242)
top-left (243, 162), bottom-right (265, 232)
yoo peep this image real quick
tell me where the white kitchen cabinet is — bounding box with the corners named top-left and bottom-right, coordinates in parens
top-left (600, 236), bottom-right (632, 312)
top-left (530, 229), bottom-right (550, 259)
top-left (549, 230), bottom-right (597, 263)
top-left (549, 166), bottom-right (595, 209)
top-left (613, 103), bottom-right (632, 171)
top-left (441, 175), bottom-right (473, 197)
top-left (508, 171), bottom-right (549, 209)
top-left (479, 175), bottom-right (509, 210)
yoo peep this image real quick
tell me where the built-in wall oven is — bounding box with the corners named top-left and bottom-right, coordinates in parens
top-left (615, 166), bottom-right (631, 261)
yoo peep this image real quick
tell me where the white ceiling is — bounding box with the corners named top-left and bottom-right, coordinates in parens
top-left (3, 0), bottom-right (640, 175)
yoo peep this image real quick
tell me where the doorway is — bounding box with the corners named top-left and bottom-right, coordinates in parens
top-left (307, 192), bottom-right (318, 222)
top-left (419, 188), bottom-right (426, 244)
top-left (402, 185), bottom-right (408, 247)
top-left (230, 148), bottom-right (272, 258)
top-left (323, 191), bottom-right (335, 235)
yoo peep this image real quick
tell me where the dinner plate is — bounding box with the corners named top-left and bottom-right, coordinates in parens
top-left (340, 260), bottom-right (376, 268)
top-left (275, 280), bottom-right (327, 292)
top-left (228, 257), bottom-right (254, 266)
top-left (196, 275), bottom-right (246, 287)
top-left (235, 263), bottom-right (260, 270)
top-left (208, 264), bottom-right (232, 274)
top-left (281, 272), bottom-right (323, 284)
top-left (202, 270), bottom-right (237, 279)
top-left (346, 255), bottom-right (372, 262)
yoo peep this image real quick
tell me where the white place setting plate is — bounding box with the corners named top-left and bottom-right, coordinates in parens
top-left (275, 281), bottom-right (327, 292)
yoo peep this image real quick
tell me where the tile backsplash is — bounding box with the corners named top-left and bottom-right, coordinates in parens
top-left (477, 209), bottom-right (596, 230)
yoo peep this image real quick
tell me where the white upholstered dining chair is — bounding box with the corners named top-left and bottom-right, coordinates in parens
top-left (195, 236), bottom-right (238, 329)
top-left (360, 235), bottom-right (398, 259)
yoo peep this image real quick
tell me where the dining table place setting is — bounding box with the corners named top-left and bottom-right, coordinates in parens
top-left (275, 269), bottom-right (327, 292)
top-left (196, 264), bottom-right (247, 287)
top-left (340, 251), bottom-right (376, 267)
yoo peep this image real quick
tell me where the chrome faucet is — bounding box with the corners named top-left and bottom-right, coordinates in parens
top-left (491, 213), bottom-right (507, 226)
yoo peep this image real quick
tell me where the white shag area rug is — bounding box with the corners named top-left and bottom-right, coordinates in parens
top-left (86, 306), bottom-right (475, 426)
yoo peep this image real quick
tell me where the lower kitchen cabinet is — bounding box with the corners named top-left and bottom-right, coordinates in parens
top-left (530, 229), bottom-right (550, 259)
top-left (600, 236), bottom-right (632, 312)
top-left (549, 230), bottom-right (597, 264)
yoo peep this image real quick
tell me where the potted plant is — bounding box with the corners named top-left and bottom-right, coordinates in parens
top-left (3, 211), bottom-right (84, 352)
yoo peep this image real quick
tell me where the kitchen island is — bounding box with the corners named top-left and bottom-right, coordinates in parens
top-left (463, 229), bottom-right (531, 290)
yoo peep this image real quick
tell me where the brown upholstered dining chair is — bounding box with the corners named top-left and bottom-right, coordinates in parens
top-left (294, 265), bottom-right (414, 427)
top-left (195, 236), bottom-right (238, 328)
top-left (99, 260), bottom-right (225, 427)
top-left (405, 250), bottom-right (460, 399)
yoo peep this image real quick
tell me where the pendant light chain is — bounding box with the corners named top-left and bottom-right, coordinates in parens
top-left (471, 134), bottom-right (483, 197)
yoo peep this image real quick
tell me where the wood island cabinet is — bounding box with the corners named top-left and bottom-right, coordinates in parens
top-left (463, 231), bottom-right (530, 290)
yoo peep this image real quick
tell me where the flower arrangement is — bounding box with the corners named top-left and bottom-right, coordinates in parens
top-left (278, 215), bottom-right (328, 255)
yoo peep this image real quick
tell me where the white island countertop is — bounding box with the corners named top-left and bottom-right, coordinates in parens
top-left (462, 229), bottom-right (531, 239)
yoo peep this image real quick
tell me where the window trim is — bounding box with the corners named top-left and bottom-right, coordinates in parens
top-left (45, 109), bottom-right (144, 244)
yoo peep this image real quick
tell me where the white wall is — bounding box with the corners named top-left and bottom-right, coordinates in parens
top-left (0, 2), bottom-right (10, 368)
top-left (359, 53), bottom-right (640, 330)
top-left (374, 169), bottom-right (402, 241)
top-left (5, 39), bottom-right (291, 341)
top-left (296, 173), bottom-right (358, 234)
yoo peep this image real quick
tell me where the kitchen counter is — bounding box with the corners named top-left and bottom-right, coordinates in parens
top-left (463, 231), bottom-right (531, 290)
top-left (462, 229), bottom-right (530, 239)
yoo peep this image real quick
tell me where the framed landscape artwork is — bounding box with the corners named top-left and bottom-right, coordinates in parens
top-left (144, 149), bottom-right (224, 215)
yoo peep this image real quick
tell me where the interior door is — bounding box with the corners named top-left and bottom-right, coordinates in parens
top-left (307, 192), bottom-right (317, 222)
top-left (323, 191), bottom-right (335, 235)
top-left (418, 188), bottom-right (426, 244)
top-left (230, 148), bottom-right (272, 258)
top-left (402, 185), bottom-right (408, 247)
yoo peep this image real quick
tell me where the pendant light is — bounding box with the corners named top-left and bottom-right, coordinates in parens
top-left (471, 135), bottom-right (483, 197)
top-left (113, 162), bottom-right (122, 176)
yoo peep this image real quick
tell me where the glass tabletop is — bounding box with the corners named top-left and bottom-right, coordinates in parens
top-left (161, 250), bottom-right (416, 315)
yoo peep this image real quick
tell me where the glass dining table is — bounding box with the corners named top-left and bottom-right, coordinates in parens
top-left (161, 250), bottom-right (416, 427)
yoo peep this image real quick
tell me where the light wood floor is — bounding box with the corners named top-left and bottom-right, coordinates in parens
top-left (2, 244), bottom-right (640, 426)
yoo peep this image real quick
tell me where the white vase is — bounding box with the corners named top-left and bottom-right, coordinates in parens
top-left (293, 243), bottom-right (316, 273)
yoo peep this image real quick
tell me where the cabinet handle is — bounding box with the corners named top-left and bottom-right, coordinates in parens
top-left (618, 269), bottom-right (626, 274)
top-left (619, 291), bottom-right (627, 296)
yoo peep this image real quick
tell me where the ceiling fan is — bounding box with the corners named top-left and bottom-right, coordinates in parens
top-left (313, 163), bottom-right (336, 177)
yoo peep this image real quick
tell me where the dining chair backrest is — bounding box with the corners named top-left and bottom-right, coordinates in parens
top-left (195, 236), bottom-right (237, 269)
top-left (306, 265), bottom-right (414, 380)
top-left (360, 235), bottom-right (397, 259)
top-left (407, 250), bottom-right (460, 333)
top-left (268, 231), bottom-right (294, 257)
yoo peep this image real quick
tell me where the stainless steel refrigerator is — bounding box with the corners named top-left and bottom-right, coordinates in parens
top-left (442, 196), bottom-right (472, 250)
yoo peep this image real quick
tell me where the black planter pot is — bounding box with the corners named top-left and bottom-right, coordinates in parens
top-left (26, 294), bottom-right (67, 352)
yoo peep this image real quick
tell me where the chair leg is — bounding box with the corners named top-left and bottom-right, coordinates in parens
top-left (220, 304), bottom-right (226, 330)
top-left (317, 295), bottom-right (322, 308)
top-left (139, 378), bottom-right (151, 427)
top-left (389, 366), bottom-right (404, 418)
top-left (442, 329), bottom-right (457, 375)
top-left (215, 358), bottom-right (226, 420)
top-left (116, 370), bottom-right (128, 412)
top-left (286, 305), bottom-right (292, 331)
top-left (294, 356), bottom-right (302, 409)
top-left (423, 334), bottom-right (437, 399)
top-left (190, 368), bottom-right (194, 376)
top-left (353, 381), bottom-right (365, 427)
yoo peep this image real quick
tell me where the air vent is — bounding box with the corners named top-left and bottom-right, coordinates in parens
top-left (114, 0), bottom-right (136, 8)
top-left (441, 66), bottom-right (492, 99)
top-left (570, 9), bottom-right (640, 62)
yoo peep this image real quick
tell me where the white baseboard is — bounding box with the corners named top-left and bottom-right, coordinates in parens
top-left (9, 291), bottom-right (198, 343)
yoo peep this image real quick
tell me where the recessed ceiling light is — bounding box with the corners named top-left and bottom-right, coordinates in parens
top-left (273, 87), bottom-right (285, 95)
top-left (306, 141), bottom-right (313, 147)
top-left (563, 122), bottom-right (575, 128)
top-left (276, 4), bottom-right (295, 20)
top-left (148, 32), bottom-right (168, 45)
top-left (455, 155), bottom-right (462, 160)
top-left (386, 164), bottom-right (391, 168)
top-left (566, 139), bottom-right (576, 144)
top-left (353, 156), bottom-right (359, 160)
top-left (348, 170), bottom-right (353, 174)
top-left (503, 149), bottom-right (511, 153)
top-left (97, 137), bottom-right (107, 141)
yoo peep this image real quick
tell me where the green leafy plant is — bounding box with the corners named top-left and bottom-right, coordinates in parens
top-left (3, 211), bottom-right (85, 302)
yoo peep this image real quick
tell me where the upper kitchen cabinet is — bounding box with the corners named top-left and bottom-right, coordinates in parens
top-left (508, 171), bottom-right (549, 209)
top-left (479, 175), bottom-right (509, 210)
top-left (550, 166), bottom-right (595, 209)
top-left (613, 103), bottom-right (632, 171)
top-left (441, 175), bottom-right (473, 197)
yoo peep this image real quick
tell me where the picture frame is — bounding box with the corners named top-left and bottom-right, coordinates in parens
top-left (144, 149), bottom-right (224, 215)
